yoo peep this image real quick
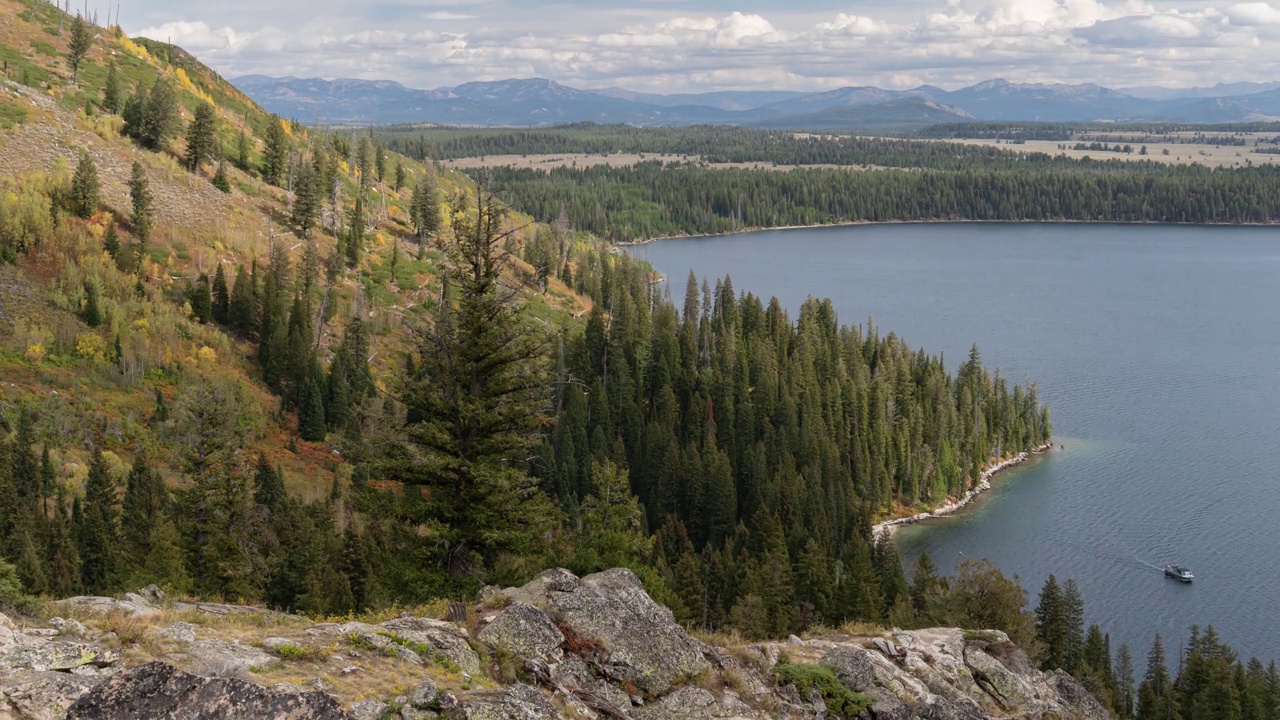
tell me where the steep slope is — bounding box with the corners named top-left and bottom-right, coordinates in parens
top-left (0, 0), bottom-right (586, 503)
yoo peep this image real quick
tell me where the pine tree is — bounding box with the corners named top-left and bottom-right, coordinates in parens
top-left (412, 170), bottom-right (442, 258)
top-left (394, 161), bottom-right (406, 191)
top-left (346, 192), bottom-right (364, 267)
top-left (45, 492), bottom-right (82, 597)
top-left (290, 155), bottom-right (320, 237)
top-left (298, 376), bottom-right (327, 442)
top-left (253, 453), bottom-right (285, 513)
top-left (81, 281), bottom-right (102, 327)
top-left (211, 264), bottom-right (230, 324)
top-left (102, 61), bottom-right (122, 113)
top-left (129, 161), bottom-right (153, 244)
top-left (121, 86), bottom-right (145, 139)
top-left (236, 129), bottom-right (251, 171)
top-left (212, 158), bottom-right (231, 193)
top-left (184, 102), bottom-right (218, 173)
top-left (39, 446), bottom-right (54, 500)
top-left (375, 144), bottom-right (386, 184)
top-left (910, 550), bottom-right (943, 623)
top-left (70, 152), bottom-right (100, 219)
top-left (1036, 575), bottom-right (1066, 669)
top-left (227, 265), bottom-right (256, 333)
top-left (67, 15), bottom-right (94, 86)
top-left (140, 80), bottom-right (180, 150)
top-left (14, 525), bottom-right (47, 596)
top-left (1062, 578), bottom-right (1086, 673)
top-left (76, 450), bottom-right (120, 594)
top-left (258, 246), bottom-right (291, 392)
top-left (190, 274), bottom-right (212, 324)
top-left (396, 187), bottom-right (555, 583)
top-left (103, 221), bottom-right (120, 259)
top-left (120, 457), bottom-right (188, 591)
top-left (1115, 642), bottom-right (1136, 719)
top-left (262, 116), bottom-right (289, 186)
top-left (325, 354), bottom-right (351, 431)
top-left (12, 413), bottom-right (39, 505)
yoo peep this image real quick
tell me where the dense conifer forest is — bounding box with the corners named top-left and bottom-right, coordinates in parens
top-left (477, 161), bottom-right (1280, 242)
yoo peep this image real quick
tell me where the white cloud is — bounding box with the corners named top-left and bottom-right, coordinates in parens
top-left (122, 1), bottom-right (1280, 93)
top-left (1226, 2), bottom-right (1280, 25)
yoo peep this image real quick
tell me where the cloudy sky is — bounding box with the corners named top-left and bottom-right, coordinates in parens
top-left (116, 0), bottom-right (1280, 93)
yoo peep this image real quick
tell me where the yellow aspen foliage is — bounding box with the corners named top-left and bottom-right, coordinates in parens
top-left (119, 36), bottom-right (149, 59)
top-left (25, 344), bottom-right (46, 363)
top-left (76, 333), bottom-right (107, 361)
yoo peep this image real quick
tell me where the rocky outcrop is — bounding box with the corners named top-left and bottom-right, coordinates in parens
top-left (476, 603), bottom-right (564, 662)
top-left (500, 568), bottom-right (708, 696)
top-left (0, 576), bottom-right (1113, 720)
top-left (379, 617), bottom-right (481, 674)
top-left (0, 670), bottom-right (103, 720)
top-left (444, 684), bottom-right (558, 720)
top-left (64, 662), bottom-right (353, 719)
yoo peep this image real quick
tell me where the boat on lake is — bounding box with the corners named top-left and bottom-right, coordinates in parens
top-left (1164, 565), bottom-right (1194, 582)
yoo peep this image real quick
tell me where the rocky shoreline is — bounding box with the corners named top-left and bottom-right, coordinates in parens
top-left (873, 443), bottom-right (1054, 540)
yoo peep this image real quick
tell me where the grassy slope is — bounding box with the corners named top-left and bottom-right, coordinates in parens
top-left (0, 0), bottom-right (589, 499)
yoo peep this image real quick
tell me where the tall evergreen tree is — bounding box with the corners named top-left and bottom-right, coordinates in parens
top-left (69, 152), bottom-right (100, 219)
top-left (45, 492), bottom-right (82, 598)
top-left (103, 221), bottom-right (120, 259)
top-left (76, 450), bottom-right (120, 594)
top-left (211, 264), bottom-right (230, 324)
top-left (346, 192), bottom-right (365, 268)
top-left (227, 265), bottom-right (256, 333)
top-left (119, 457), bottom-right (188, 591)
top-left (262, 116), bottom-right (289, 186)
top-left (81, 281), bottom-right (102, 327)
top-left (140, 80), bottom-right (180, 150)
top-left (1062, 578), bottom-right (1086, 673)
top-left (184, 102), bottom-right (218, 173)
top-left (298, 376), bottom-right (327, 442)
top-left (395, 187), bottom-right (555, 584)
top-left (1037, 575), bottom-right (1067, 669)
top-left (253, 453), bottom-right (286, 513)
top-left (290, 155), bottom-right (320, 237)
top-left (129, 161), bottom-right (153, 245)
top-left (236, 129), bottom-right (251, 171)
top-left (190, 274), bottom-right (213, 324)
top-left (67, 14), bottom-right (94, 86)
top-left (102, 61), bottom-right (122, 113)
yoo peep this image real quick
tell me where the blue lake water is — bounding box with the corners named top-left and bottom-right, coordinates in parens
top-left (633, 223), bottom-right (1280, 661)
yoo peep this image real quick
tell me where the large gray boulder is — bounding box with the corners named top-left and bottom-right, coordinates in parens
top-left (379, 617), bottom-right (480, 675)
top-left (443, 684), bottom-right (557, 720)
top-left (65, 661), bottom-right (353, 719)
top-left (631, 686), bottom-right (748, 719)
top-left (0, 642), bottom-right (119, 673)
top-left (57, 596), bottom-right (161, 618)
top-left (513, 568), bottom-right (708, 697)
top-left (183, 639), bottom-right (275, 675)
top-left (476, 603), bottom-right (564, 661)
top-left (0, 669), bottom-right (103, 720)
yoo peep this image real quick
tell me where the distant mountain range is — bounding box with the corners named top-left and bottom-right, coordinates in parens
top-left (232, 75), bottom-right (1280, 129)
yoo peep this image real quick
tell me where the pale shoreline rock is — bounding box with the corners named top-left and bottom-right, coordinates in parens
top-left (873, 442), bottom-right (1054, 540)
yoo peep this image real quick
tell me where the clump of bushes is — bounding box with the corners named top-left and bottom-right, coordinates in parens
top-left (773, 662), bottom-right (873, 718)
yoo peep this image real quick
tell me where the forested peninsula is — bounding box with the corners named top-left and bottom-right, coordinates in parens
top-left (367, 124), bottom-right (1280, 242)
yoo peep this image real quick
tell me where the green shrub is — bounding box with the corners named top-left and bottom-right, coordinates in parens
top-left (773, 663), bottom-right (873, 718)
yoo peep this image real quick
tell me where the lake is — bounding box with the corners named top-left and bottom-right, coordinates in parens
top-left (632, 223), bottom-right (1280, 662)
